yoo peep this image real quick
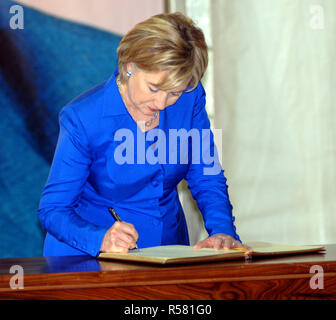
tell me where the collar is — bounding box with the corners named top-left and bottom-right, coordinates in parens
top-left (102, 68), bottom-right (129, 117)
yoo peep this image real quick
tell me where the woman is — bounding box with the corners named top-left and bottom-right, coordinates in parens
top-left (38, 12), bottom-right (247, 256)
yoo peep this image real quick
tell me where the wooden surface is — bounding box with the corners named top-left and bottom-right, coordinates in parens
top-left (0, 244), bottom-right (335, 300)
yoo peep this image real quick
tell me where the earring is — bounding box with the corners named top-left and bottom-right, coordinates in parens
top-left (126, 71), bottom-right (132, 77)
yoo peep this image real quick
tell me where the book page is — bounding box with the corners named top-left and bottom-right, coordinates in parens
top-left (99, 245), bottom-right (244, 264)
top-left (133, 245), bottom-right (237, 257)
top-left (98, 243), bottom-right (325, 264)
top-left (248, 242), bottom-right (325, 256)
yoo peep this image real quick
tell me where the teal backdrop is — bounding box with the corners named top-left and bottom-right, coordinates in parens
top-left (0, 0), bottom-right (121, 257)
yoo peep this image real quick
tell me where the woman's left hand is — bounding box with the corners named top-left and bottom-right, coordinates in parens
top-left (193, 234), bottom-right (251, 251)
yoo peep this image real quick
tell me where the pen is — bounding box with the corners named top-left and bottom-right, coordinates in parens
top-left (108, 207), bottom-right (138, 249)
top-left (108, 207), bottom-right (122, 222)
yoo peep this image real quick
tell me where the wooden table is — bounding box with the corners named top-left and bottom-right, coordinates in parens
top-left (0, 244), bottom-right (335, 300)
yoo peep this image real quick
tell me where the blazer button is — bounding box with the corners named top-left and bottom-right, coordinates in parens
top-left (151, 179), bottom-right (159, 187)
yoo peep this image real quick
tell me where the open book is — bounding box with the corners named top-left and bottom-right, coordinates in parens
top-left (98, 242), bottom-right (325, 265)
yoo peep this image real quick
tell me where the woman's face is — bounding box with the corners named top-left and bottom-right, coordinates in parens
top-left (123, 66), bottom-right (187, 117)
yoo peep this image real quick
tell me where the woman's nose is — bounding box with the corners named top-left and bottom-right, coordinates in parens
top-left (155, 92), bottom-right (168, 110)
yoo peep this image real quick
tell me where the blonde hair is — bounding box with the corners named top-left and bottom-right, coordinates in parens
top-left (117, 12), bottom-right (208, 91)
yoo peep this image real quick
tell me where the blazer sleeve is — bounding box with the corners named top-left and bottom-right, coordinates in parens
top-left (184, 85), bottom-right (241, 241)
top-left (37, 106), bottom-right (108, 256)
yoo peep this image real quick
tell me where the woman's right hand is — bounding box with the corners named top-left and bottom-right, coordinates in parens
top-left (100, 221), bottom-right (139, 253)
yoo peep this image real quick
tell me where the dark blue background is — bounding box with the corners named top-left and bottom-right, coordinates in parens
top-left (0, 0), bottom-right (121, 257)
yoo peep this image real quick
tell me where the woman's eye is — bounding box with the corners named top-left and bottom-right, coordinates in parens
top-left (149, 87), bottom-right (158, 93)
top-left (170, 92), bottom-right (181, 97)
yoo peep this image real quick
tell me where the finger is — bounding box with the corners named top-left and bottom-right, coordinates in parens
top-left (230, 241), bottom-right (253, 255)
top-left (231, 240), bottom-right (243, 248)
top-left (223, 238), bottom-right (233, 250)
top-left (114, 231), bottom-right (137, 249)
top-left (103, 237), bottom-right (129, 253)
top-left (108, 241), bottom-right (129, 253)
top-left (193, 238), bottom-right (212, 250)
top-left (122, 222), bottom-right (139, 241)
top-left (233, 241), bottom-right (252, 251)
top-left (213, 237), bottom-right (223, 251)
top-left (109, 225), bottom-right (138, 249)
top-left (193, 240), bottom-right (205, 250)
top-left (113, 221), bottom-right (138, 243)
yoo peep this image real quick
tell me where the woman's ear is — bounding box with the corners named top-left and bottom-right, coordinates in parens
top-left (127, 62), bottom-right (138, 75)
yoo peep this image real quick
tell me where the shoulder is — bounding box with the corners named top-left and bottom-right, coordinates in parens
top-left (163, 81), bottom-right (207, 130)
top-left (58, 74), bottom-right (117, 136)
top-left (58, 73), bottom-right (124, 147)
top-left (175, 81), bottom-right (206, 117)
top-left (183, 81), bottom-right (206, 102)
top-left (61, 80), bottom-right (107, 121)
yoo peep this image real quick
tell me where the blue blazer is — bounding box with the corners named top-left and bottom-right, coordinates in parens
top-left (38, 69), bottom-right (240, 257)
